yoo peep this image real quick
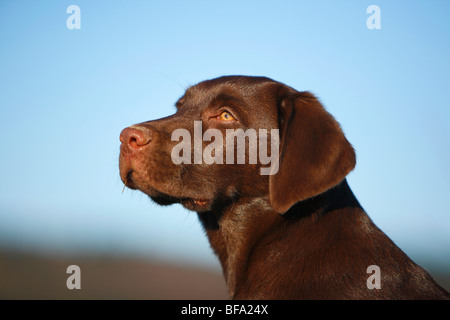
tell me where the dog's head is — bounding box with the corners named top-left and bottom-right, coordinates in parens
top-left (119, 76), bottom-right (355, 214)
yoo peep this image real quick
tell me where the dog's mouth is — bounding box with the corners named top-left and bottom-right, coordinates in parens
top-left (122, 170), bottom-right (141, 192)
top-left (193, 199), bottom-right (208, 206)
top-left (151, 194), bottom-right (212, 212)
top-left (122, 170), bottom-right (212, 212)
top-left (180, 198), bottom-right (211, 212)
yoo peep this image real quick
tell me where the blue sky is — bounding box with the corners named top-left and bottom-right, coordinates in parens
top-left (0, 1), bottom-right (449, 271)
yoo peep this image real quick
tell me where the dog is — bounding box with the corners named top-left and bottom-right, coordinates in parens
top-left (119, 75), bottom-right (449, 299)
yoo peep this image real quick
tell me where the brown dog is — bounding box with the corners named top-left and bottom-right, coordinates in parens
top-left (119, 76), bottom-right (449, 299)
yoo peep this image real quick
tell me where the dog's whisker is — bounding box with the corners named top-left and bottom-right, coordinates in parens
top-left (122, 177), bottom-right (127, 194)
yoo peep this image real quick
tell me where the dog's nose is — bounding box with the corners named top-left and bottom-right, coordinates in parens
top-left (120, 126), bottom-right (152, 151)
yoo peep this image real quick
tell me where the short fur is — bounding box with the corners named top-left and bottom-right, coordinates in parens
top-left (119, 75), bottom-right (449, 299)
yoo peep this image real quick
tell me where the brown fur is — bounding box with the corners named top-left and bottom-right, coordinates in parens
top-left (119, 75), bottom-right (449, 299)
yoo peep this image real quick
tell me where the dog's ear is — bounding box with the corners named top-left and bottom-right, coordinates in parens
top-left (269, 85), bottom-right (356, 214)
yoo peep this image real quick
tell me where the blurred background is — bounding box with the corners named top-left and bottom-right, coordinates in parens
top-left (0, 0), bottom-right (449, 299)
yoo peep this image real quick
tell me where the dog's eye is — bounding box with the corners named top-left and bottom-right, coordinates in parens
top-left (218, 111), bottom-right (235, 121)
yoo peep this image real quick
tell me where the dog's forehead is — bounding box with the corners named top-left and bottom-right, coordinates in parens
top-left (192, 75), bottom-right (274, 93)
top-left (180, 76), bottom-right (277, 107)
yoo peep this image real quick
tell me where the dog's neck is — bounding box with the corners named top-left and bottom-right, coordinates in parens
top-left (197, 179), bottom-right (362, 298)
top-left (198, 196), bottom-right (281, 297)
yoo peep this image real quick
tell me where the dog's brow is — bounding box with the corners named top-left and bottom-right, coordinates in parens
top-left (211, 94), bottom-right (246, 110)
top-left (210, 93), bottom-right (249, 119)
top-left (175, 97), bottom-right (185, 109)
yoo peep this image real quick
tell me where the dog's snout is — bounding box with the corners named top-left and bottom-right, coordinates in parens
top-left (120, 126), bottom-right (152, 151)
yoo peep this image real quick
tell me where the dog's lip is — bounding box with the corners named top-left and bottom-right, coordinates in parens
top-left (121, 169), bottom-right (213, 209)
top-left (181, 198), bottom-right (210, 206)
top-left (121, 169), bottom-right (136, 189)
top-left (193, 199), bottom-right (208, 205)
top-left (147, 189), bottom-right (212, 206)
top-left (180, 198), bottom-right (212, 211)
